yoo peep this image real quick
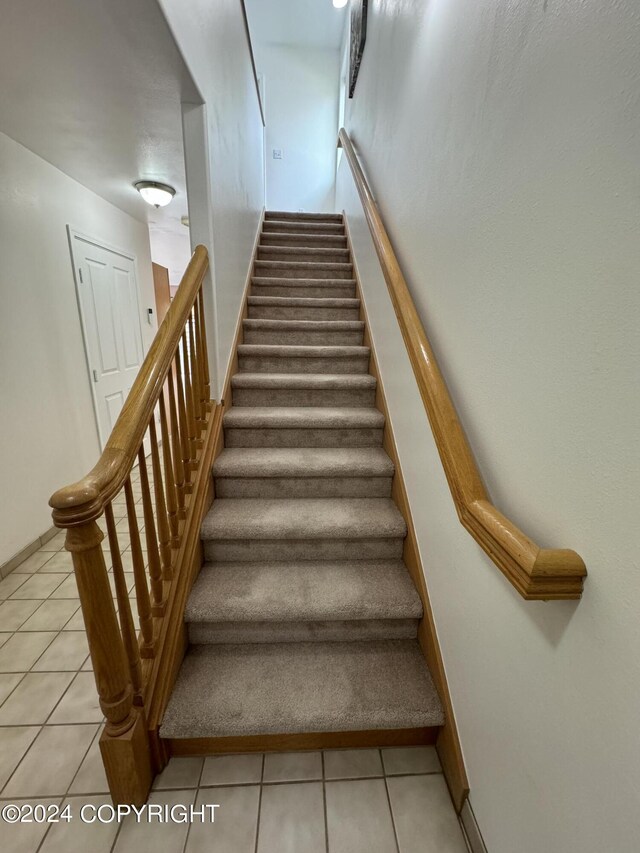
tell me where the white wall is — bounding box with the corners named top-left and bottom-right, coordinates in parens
top-left (0, 131), bottom-right (156, 566)
top-left (148, 224), bottom-right (192, 286)
top-left (255, 44), bottom-right (340, 212)
top-left (157, 0), bottom-right (265, 395)
top-left (337, 2), bottom-right (640, 852)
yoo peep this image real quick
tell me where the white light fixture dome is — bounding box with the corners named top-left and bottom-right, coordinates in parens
top-left (333, 0), bottom-right (348, 8)
top-left (134, 180), bottom-right (176, 208)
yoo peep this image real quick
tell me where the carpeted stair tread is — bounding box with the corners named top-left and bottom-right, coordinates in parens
top-left (231, 373), bottom-right (375, 390)
top-left (258, 245), bottom-right (350, 259)
top-left (201, 498), bottom-right (407, 541)
top-left (263, 220), bottom-right (344, 233)
top-left (254, 260), bottom-right (353, 276)
top-left (265, 211), bottom-right (344, 221)
top-left (186, 560), bottom-right (422, 623)
top-left (213, 447), bottom-right (394, 479)
top-left (238, 343), bottom-right (368, 357)
top-left (251, 277), bottom-right (356, 288)
top-left (243, 319), bottom-right (364, 333)
top-left (248, 296), bottom-right (359, 309)
top-left (260, 232), bottom-right (348, 247)
top-left (223, 406), bottom-right (385, 429)
top-left (160, 640), bottom-right (443, 738)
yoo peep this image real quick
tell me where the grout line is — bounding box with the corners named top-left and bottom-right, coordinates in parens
top-left (253, 753), bottom-right (265, 853)
top-left (321, 751), bottom-right (330, 853)
top-left (382, 753), bottom-right (402, 853)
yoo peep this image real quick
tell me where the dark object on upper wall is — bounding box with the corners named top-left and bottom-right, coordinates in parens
top-left (349, 0), bottom-right (368, 98)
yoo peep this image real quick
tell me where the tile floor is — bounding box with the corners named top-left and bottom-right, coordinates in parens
top-left (0, 470), bottom-right (470, 853)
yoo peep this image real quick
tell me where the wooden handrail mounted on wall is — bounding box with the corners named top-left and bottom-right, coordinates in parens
top-left (338, 129), bottom-right (586, 601)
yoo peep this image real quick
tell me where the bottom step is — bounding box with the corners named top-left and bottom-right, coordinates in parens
top-left (160, 640), bottom-right (444, 740)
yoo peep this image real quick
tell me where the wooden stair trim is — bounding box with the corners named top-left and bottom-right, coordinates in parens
top-left (338, 128), bottom-right (586, 601)
top-left (345, 215), bottom-right (469, 812)
top-left (168, 727), bottom-right (438, 756)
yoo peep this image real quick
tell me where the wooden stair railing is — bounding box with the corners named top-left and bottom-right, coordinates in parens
top-left (50, 245), bottom-right (221, 804)
top-left (338, 129), bottom-right (587, 600)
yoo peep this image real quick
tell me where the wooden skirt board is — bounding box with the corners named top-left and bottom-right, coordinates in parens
top-left (167, 727), bottom-right (439, 757)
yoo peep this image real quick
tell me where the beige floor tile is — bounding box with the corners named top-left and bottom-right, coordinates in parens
top-left (0, 574), bottom-right (29, 600)
top-left (37, 552), bottom-right (73, 573)
top-left (0, 798), bottom-right (62, 853)
top-left (112, 790), bottom-right (196, 853)
top-left (324, 748), bottom-right (384, 780)
top-left (0, 672), bottom-right (74, 725)
top-left (186, 786), bottom-right (259, 853)
top-left (0, 673), bottom-right (23, 705)
top-left (9, 574), bottom-right (67, 600)
top-left (0, 633), bottom-right (11, 648)
top-left (13, 551), bottom-right (54, 574)
top-left (18, 600), bottom-right (79, 632)
top-left (68, 727), bottom-right (108, 794)
top-left (387, 774), bottom-right (468, 853)
top-left (40, 532), bottom-right (67, 551)
top-left (39, 794), bottom-right (119, 853)
top-left (257, 781), bottom-right (325, 853)
top-left (62, 609), bottom-right (86, 631)
top-left (201, 753), bottom-right (263, 787)
top-left (381, 746), bottom-right (441, 776)
top-left (0, 631), bottom-right (57, 673)
top-left (48, 673), bottom-right (102, 724)
top-left (326, 778), bottom-right (398, 853)
top-left (48, 575), bottom-right (79, 600)
top-left (263, 751), bottom-right (322, 783)
top-left (3, 724), bottom-right (97, 797)
top-left (0, 600), bottom-right (42, 632)
top-left (152, 756), bottom-right (204, 790)
top-left (32, 632), bottom-right (89, 672)
top-left (0, 726), bottom-right (40, 789)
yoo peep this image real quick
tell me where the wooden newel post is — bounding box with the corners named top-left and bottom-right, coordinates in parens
top-left (50, 491), bottom-right (154, 806)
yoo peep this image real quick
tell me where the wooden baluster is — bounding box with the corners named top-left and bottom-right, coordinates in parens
top-left (167, 364), bottom-right (186, 518)
top-left (105, 503), bottom-right (143, 705)
top-left (187, 308), bottom-right (204, 437)
top-left (193, 294), bottom-right (208, 420)
top-left (181, 330), bottom-right (198, 464)
top-left (124, 477), bottom-right (154, 657)
top-left (174, 342), bottom-right (192, 490)
top-left (159, 392), bottom-right (179, 547)
top-left (197, 287), bottom-right (211, 405)
top-left (137, 446), bottom-right (165, 616)
top-left (148, 417), bottom-right (172, 582)
top-left (63, 520), bottom-right (152, 803)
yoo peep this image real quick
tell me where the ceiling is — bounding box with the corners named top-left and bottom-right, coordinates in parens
top-left (0, 0), bottom-right (200, 235)
top-left (244, 0), bottom-right (347, 51)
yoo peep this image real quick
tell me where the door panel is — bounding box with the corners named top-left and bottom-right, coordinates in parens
top-left (70, 232), bottom-right (145, 449)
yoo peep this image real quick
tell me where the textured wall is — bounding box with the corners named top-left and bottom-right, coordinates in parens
top-left (255, 44), bottom-right (340, 213)
top-left (337, 1), bottom-right (640, 851)
top-left (0, 132), bottom-right (156, 565)
top-left (158, 0), bottom-right (265, 393)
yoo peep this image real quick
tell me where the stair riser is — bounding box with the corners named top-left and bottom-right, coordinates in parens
top-left (205, 538), bottom-right (404, 562)
top-left (251, 283), bottom-right (356, 299)
top-left (188, 618), bottom-right (418, 644)
top-left (258, 247), bottom-right (351, 264)
top-left (260, 234), bottom-right (347, 248)
top-left (238, 354), bottom-right (370, 374)
top-left (263, 220), bottom-right (344, 233)
top-left (231, 387), bottom-right (376, 408)
top-left (214, 476), bottom-right (393, 498)
top-left (243, 328), bottom-right (364, 346)
top-left (224, 427), bottom-right (384, 448)
top-left (254, 263), bottom-right (353, 280)
top-left (248, 305), bottom-right (360, 321)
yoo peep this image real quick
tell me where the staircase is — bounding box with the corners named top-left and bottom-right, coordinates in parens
top-left (160, 211), bottom-right (444, 747)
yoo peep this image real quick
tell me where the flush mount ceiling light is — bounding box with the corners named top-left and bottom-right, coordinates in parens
top-left (134, 180), bottom-right (176, 208)
top-left (333, 0), bottom-right (348, 8)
